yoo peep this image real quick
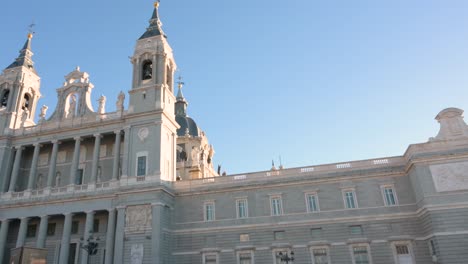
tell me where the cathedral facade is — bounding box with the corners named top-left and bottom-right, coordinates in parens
top-left (0, 3), bottom-right (467, 264)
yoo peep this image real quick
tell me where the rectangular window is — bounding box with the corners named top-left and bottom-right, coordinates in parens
top-left (238, 252), bottom-right (253, 264)
top-left (137, 156), bottom-right (147, 176)
top-left (75, 169), bottom-right (84, 185)
top-left (395, 244), bottom-right (414, 264)
top-left (240, 234), bottom-right (250, 242)
top-left (311, 248), bottom-right (329, 264)
top-left (429, 240), bottom-right (437, 257)
top-left (349, 225), bottom-right (363, 235)
top-left (236, 199), bottom-right (248, 219)
top-left (274, 231), bottom-right (285, 240)
top-left (26, 224), bottom-right (37, 238)
top-left (352, 246), bottom-right (370, 264)
top-left (383, 186), bottom-right (397, 206)
top-left (93, 219), bottom-right (100, 233)
top-left (270, 196), bottom-right (283, 216)
top-left (71, 221), bottom-right (79, 234)
top-left (204, 253), bottom-right (218, 264)
top-left (344, 190), bottom-right (357, 209)
top-left (310, 228), bottom-right (323, 239)
top-left (204, 202), bottom-right (215, 221)
top-left (306, 193), bottom-right (319, 212)
top-left (47, 223), bottom-right (56, 236)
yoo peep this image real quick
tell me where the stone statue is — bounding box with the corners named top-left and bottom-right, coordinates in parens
top-left (116, 91), bottom-right (125, 112)
top-left (55, 172), bottom-right (61, 187)
top-left (21, 108), bottom-right (29, 124)
top-left (68, 94), bottom-right (77, 118)
top-left (36, 174), bottom-right (43, 189)
top-left (39, 105), bottom-right (48, 121)
top-left (98, 95), bottom-right (106, 114)
top-left (191, 146), bottom-right (199, 166)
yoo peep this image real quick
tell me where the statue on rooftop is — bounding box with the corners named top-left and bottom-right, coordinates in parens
top-left (98, 95), bottom-right (106, 114)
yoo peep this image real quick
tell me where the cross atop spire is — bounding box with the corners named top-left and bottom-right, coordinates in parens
top-left (139, 1), bottom-right (166, 39)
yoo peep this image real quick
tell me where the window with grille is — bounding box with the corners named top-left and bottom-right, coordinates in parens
top-left (237, 199), bottom-right (248, 218)
top-left (137, 156), bottom-right (147, 176)
top-left (307, 193), bottom-right (319, 212)
top-left (352, 246), bottom-right (370, 264)
top-left (204, 253), bottom-right (217, 264)
top-left (239, 252), bottom-right (253, 264)
top-left (270, 196), bottom-right (283, 216)
top-left (383, 186), bottom-right (397, 206)
top-left (344, 191), bottom-right (357, 209)
top-left (204, 202), bottom-right (215, 221)
top-left (312, 248), bottom-right (329, 264)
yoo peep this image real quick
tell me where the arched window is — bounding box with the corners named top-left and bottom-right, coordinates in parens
top-left (1, 89), bottom-right (9, 107)
top-left (142, 60), bottom-right (153, 80)
top-left (166, 65), bottom-right (173, 91)
top-left (22, 94), bottom-right (31, 111)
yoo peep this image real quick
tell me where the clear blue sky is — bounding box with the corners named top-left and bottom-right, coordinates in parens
top-left (2, 1), bottom-right (468, 174)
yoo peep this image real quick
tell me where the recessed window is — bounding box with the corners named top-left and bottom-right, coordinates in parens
top-left (236, 199), bottom-right (248, 219)
top-left (75, 169), bottom-right (84, 185)
top-left (274, 231), bottom-right (285, 240)
top-left (137, 155), bottom-right (147, 176)
top-left (310, 228), bottom-right (323, 238)
top-left (47, 223), bottom-right (56, 236)
top-left (203, 253), bottom-right (218, 264)
top-left (343, 190), bottom-right (357, 209)
top-left (93, 219), bottom-right (100, 233)
top-left (1, 89), bottom-right (9, 107)
top-left (394, 244), bottom-right (414, 264)
top-left (26, 224), bottom-right (37, 238)
top-left (240, 234), bottom-right (250, 242)
top-left (382, 186), bottom-right (398, 206)
top-left (71, 221), bottom-right (79, 234)
top-left (238, 251), bottom-right (253, 264)
top-left (306, 193), bottom-right (320, 212)
top-left (142, 60), bottom-right (153, 80)
top-left (349, 225), bottom-right (363, 235)
top-left (351, 245), bottom-right (371, 264)
top-left (204, 201), bottom-right (215, 222)
top-left (311, 247), bottom-right (330, 264)
top-left (270, 196), bottom-right (283, 216)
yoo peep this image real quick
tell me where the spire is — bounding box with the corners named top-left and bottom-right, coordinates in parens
top-left (139, 1), bottom-right (167, 39)
top-left (6, 32), bottom-right (35, 72)
top-left (175, 76), bottom-right (188, 116)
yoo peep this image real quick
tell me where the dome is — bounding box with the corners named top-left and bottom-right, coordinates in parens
top-left (176, 115), bottom-right (200, 137)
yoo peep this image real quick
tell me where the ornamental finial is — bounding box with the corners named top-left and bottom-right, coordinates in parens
top-left (154, 1), bottom-right (160, 8)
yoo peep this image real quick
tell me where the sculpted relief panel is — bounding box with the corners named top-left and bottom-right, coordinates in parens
top-left (125, 204), bottom-right (152, 233)
top-left (430, 161), bottom-right (468, 192)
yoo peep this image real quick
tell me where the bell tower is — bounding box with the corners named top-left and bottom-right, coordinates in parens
top-left (129, 1), bottom-right (176, 115)
top-left (125, 2), bottom-right (179, 182)
top-left (0, 32), bottom-right (41, 133)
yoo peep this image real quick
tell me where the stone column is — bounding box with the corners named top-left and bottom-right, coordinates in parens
top-left (104, 209), bottom-right (116, 264)
top-left (121, 127), bottom-right (130, 178)
top-left (0, 147), bottom-right (15, 193)
top-left (113, 206), bottom-right (126, 264)
top-left (27, 143), bottom-right (41, 190)
top-left (59, 213), bottom-right (73, 264)
top-left (90, 134), bottom-right (102, 185)
top-left (151, 203), bottom-right (164, 264)
top-left (80, 211), bottom-right (94, 264)
top-left (8, 146), bottom-right (23, 192)
top-left (16, 217), bottom-right (29, 248)
top-left (70, 137), bottom-right (81, 185)
top-left (112, 131), bottom-right (122, 180)
top-left (36, 215), bottom-right (49, 248)
top-left (46, 140), bottom-right (60, 188)
top-left (0, 219), bottom-right (10, 263)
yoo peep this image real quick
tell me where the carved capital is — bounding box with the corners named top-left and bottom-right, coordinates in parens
top-left (73, 136), bottom-right (82, 141)
top-left (93, 133), bottom-right (102, 138)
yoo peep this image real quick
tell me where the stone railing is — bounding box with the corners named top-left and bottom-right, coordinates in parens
top-left (174, 156), bottom-right (406, 189)
top-left (0, 174), bottom-right (172, 203)
top-left (11, 111), bottom-right (126, 136)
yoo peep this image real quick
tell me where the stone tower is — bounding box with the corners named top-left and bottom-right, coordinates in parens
top-left (0, 33), bottom-right (41, 132)
top-left (125, 2), bottom-right (179, 182)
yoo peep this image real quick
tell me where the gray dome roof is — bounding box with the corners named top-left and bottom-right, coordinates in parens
top-left (176, 115), bottom-right (200, 137)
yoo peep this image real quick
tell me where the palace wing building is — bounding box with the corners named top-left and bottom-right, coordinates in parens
top-left (0, 3), bottom-right (467, 264)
